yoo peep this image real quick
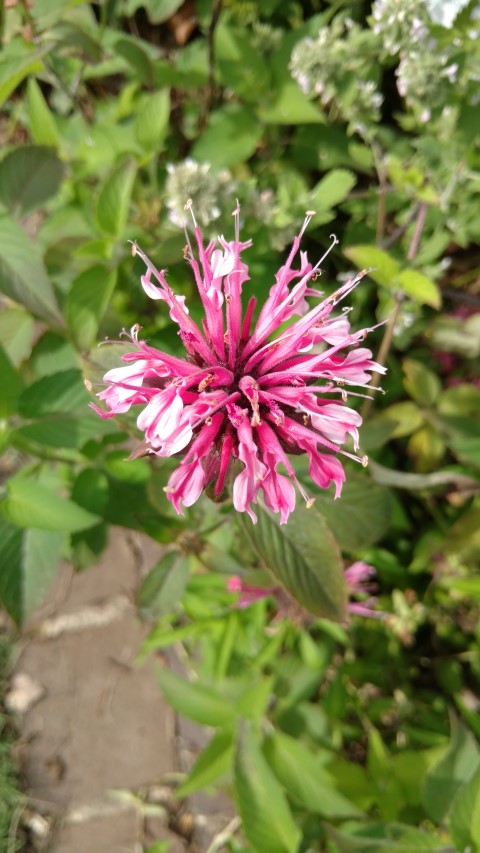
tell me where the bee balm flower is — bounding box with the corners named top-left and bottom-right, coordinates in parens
top-left (91, 203), bottom-right (384, 523)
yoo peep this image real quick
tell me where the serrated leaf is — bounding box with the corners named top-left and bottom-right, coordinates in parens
top-left (96, 159), bottom-right (136, 238)
top-left (157, 668), bottom-right (234, 727)
top-left (66, 264), bottom-right (117, 350)
top-left (310, 169), bottom-right (357, 211)
top-left (344, 245), bottom-right (399, 287)
top-left (18, 369), bottom-right (88, 418)
top-left (177, 728), bottom-right (234, 797)
top-left (0, 146), bottom-right (64, 217)
top-left (239, 502), bottom-right (346, 621)
top-left (298, 470), bottom-right (392, 552)
top-left (234, 725), bottom-right (301, 853)
top-left (191, 104), bottom-right (262, 168)
top-left (0, 214), bottom-right (62, 324)
top-left (137, 551), bottom-right (189, 619)
top-left (0, 307), bottom-right (34, 366)
top-left (422, 716), bottom-right (480, 823)
top-left (397, 269), bottom-right (441, 308)
top-left (2, 475), bottom-right (100, 532)
top-left (0, 516), bottom-right (65, 626)
top-left (264, 731), bottom-right (363, 818)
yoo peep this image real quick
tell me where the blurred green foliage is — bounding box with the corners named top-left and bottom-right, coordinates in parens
top-left (0, 0), bottom-right (479, 849)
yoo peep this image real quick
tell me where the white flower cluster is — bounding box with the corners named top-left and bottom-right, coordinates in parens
top-left (396, 50), bottom-right (459, 122)
top-left (165, 159), bottom-right (236, 227)
top-left (290, 17), bottom-right (383, 127)
top-left (371, 0), bottom-right (429, 55)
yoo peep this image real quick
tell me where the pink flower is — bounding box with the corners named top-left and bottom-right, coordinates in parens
top-left (91, 203), bottom-right (384, 523)
top-left (344, 561), bottom-right (383, 619)
top-left (228, 561), bottom-right (383, 620)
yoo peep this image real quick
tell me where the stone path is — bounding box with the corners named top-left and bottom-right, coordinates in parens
top-left (9, 530), bottom-right (232, 853)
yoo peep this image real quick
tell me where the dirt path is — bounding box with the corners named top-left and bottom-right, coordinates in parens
top-left (10, 530), bottom-right (232, 853)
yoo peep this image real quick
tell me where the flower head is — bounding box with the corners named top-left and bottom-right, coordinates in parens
top-left (91, 203), bottom-right (384, 523)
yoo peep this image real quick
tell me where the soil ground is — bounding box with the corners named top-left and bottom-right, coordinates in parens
top-left (9, 529), bottom-right (233, 853)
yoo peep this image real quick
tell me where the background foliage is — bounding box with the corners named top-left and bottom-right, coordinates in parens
top-left (1, 0), bottom-right (479, 850)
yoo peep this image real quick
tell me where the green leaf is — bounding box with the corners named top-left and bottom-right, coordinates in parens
top-left (0, 515), bottom-right (65, 626)
top-left (215, 24), bottom-right (270, 102)
top-left (449, 766), bottom-right (480, 851)
top-left (264, 731), bottom-right (363, 818)
top-left (407, 424), bottom-right (445, 470)
top-left (52, 21), bottom-right (103, 62)
top-left (0, 46), bottom-right (44, 108)
top-left (135, 89), bottom-right (170, 151)
top-left (326, 822), bottom-right (442, 851)
top-left (0, 346), bottom-right (23, 418)
top-left (403, 358), bottom-right (441, 407)
top-left (18, 369), bottom-right (88, 418)
top-left (30, 331), bottom-right (78, 377)
top-left (234, 725), bottom-right (301, 853)
top-left (0, 214), bottom-right (62, 324)
top-left (443, 508), bottom-right (480, 564)
top-left (310, 169), bottom-right (357, 211)
top-left (422, 716), bottom-right (480, 823)
top-left (300, 470), bottom-right (392, 552)
top-left (137, 551), bottom-right (190, 620)
top-left (124, 0), bottom-right (184, 22)
top-left (397, 269), bottom-right (441, 309)
top-left (13, 414), bottom-right (116, 450)
top-left (344, 245), bottom-right (399, 287)
top-left (66, 264), bottom-right (117, 350)
top-left (177, 728), bottom-right (234, 797)
top-left (239, 502), bottom-right (347, 621)
top-left (2, 475), bottom-right (100, 533)
top-left (0, 146), bottom-right (64, 218)
top-left (439, 384), bottom-right (480, 417)
top-left (156, 668), bottom-right (234, 727)
top-left (236, 677), bottom-right (275, 722)
top-left (72, 469), bottom-right (110, 517)
top-left (261, 81), bottom-right (324, 124)
top-left (104, 451), bottom-right (150, 484)
top-left (430, 314), bottom-right (480, 358)
top-left (191, 104), bottom-right (263, 168)
top-left (113, 36), bottom-right (154, 85)
top-left (381, 401), bottom-right (424, 438)
top-left (0, 307), bottom-right (34, 366)
top-left (449, 436), bottom-right (480, 470)
top-left (96, 159), bottom-right (137, 238)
